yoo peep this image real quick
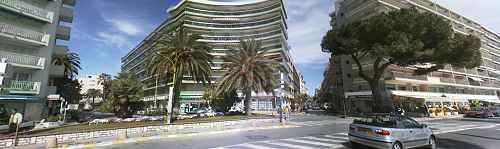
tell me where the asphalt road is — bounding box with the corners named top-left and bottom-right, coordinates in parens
top-left (99, 115), bottom-right (500, 149)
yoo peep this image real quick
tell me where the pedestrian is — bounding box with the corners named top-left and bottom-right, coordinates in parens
top-left (283, 105), bottom-right (289, 120)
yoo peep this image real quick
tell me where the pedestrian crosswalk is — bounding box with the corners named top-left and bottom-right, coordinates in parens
top-left (211, 120), bottom-right (499, 149)
top-left (424, 121), bottom-right (499, 134)
top-left (211, 133), bottom-right (349, 149)
top-left (288, 120), bottom-right (347, 127)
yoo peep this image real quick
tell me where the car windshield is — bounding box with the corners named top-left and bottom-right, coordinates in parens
top-left (353, 115), bottom-right (397, 128)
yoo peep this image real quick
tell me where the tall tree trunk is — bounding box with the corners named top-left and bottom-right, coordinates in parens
top-left (244, 88), bottom-right (252, 116)
top-left (369, 80), bottom-right (393, 113)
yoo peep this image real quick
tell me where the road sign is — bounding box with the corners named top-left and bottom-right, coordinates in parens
top-left (66, 104), bottom-right (79, 110)
top-left (11, 113), bottom-right (22, 125)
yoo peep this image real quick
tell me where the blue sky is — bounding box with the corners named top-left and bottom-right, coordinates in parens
top-left (67, 0), bottom-right (500, 95)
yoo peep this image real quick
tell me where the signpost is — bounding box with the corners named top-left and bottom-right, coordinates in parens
top-left (167, 86), bottom-right (174, 124)
top-left (11, 112), bottom-right (22, 146)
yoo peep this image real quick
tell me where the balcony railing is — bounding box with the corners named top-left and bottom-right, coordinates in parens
top-left (0, 50), bottom-right (45, 69)
top-left (0, 0), bottom-right (53, 22)
top-left (0, 22), bottom-right (49, 46)
top-left (7, 80), bottom-right (41, 94)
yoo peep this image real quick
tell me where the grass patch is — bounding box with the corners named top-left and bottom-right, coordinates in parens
top-left (16, 114), bottom-right (273, 137)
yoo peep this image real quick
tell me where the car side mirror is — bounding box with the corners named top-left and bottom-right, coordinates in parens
top-left (421, 124), bottom-right (428, 128)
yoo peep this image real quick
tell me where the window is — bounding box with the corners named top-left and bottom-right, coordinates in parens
top-left (397, 117), bottom-right (420, 128)
top-left (345, 60), bottom-right (350, 64)
top-left (346, 73), bottom-right (351, 78)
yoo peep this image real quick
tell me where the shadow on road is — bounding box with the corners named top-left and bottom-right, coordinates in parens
top-left (449, 132), bottom-right (500, 141)
top-left (436, 138), bottom-right (486, 149)
top-left (462, 118), bottom-right (500, 123)
top-left (339, 138), bottom-right (485, 149)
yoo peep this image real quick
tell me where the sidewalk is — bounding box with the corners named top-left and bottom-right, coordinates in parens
top-left (7, 118), bottom-right (286, 149)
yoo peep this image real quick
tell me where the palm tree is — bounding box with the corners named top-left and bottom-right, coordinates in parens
top-left (52, 52), bottom-right (82, 79)
top-left (147, 29), bottom-right (213, 123)
top-left (216, 39), bottom-right (278, 116)
top-left (85, 89), bottom-right (102, 106)
top-left (111, 72), bottom-right (143, 118)
top-left (97, 73), bottom-right (112, 102)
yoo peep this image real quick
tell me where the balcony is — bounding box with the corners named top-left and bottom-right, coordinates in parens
top-left (50, 64), bottom-right (65, 77)
top-left (56, 25), bottom-right (71, 41)
top-left (0, 22), bottom-right (50, 46)
top-left (6, 80), bottom-right (41, 95)
top-left (62, 0), bottom-right (76, 7)
top-left (0, 50), bottom-right (45, 69)
top-left (0, 0), bottom-right (54, 23)
top-left (59, 6), bottom-right (74, 23)
top-left (54, 45), bottom-right (68, 56)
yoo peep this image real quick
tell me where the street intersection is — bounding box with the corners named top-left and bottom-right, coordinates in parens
top-left (97, 114), bottom-right (500, 149)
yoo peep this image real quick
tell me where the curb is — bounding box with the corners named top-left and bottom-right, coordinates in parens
top-left (58, 124), bottom-right (299, 149)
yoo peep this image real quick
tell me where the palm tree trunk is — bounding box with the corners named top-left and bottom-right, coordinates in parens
top-left (244, 88), bottom-right (252, 116)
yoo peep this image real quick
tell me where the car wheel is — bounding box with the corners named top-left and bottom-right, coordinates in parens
top-left (427, 136), bottom-right (437, 149)
top-left (392, 142), bottom-right (402, 149)
top-left (350, 141), bottom-right (361, 148)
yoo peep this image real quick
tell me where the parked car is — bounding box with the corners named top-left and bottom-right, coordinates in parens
top-left (349, 114), bottom-right (436, 149)
top-left (488, 107), bottom-right (500, 117)
top-left (465, 108), bottom-right (494, 118)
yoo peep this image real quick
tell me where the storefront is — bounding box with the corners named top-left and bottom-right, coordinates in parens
top-left (0, 95), bottom-right (44, 125)
top-left (390, 90), bottom-right (500, 117)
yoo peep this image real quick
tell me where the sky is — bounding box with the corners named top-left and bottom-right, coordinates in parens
top-left (67, 0), bottom-right (500, 95)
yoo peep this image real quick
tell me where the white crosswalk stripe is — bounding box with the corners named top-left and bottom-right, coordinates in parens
top-left (264, 142), bottom-right (317, 149)
top-left (210, 134), bottom-right (349, 149)
top-left (290, 120), bottom-right (340, 127)
top-left (238, 143), bottom-right (278, 149)
top-left (283, 138), bottom-right (336, 147)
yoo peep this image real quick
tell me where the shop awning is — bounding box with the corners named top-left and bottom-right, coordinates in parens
top-left (467, 76), bottom-right (484, 82)
top-left (0, 95), bottom-right (41, 102)
top-left (390, 90), bottom-right (500, 103)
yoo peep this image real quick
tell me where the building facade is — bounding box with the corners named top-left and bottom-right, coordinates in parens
top-left (328, 0), bottom-right (500, 114)
top-left (0, 0), bottom-right (76, 123)
top-left (121, 0), bottom-right (302, 113)
top-left (78, 75), bottom-right (104, 104)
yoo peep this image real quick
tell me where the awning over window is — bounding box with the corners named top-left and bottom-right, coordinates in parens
top-left (467, 76), bottom-right (484, 82)
top-left (390, 90), bottom-right (500, 103)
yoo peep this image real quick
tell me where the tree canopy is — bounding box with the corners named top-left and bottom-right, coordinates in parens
top-left (321, 8), bottom-right (482, 112)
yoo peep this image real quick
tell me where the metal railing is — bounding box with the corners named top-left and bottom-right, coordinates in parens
top-left (0, 51), bottom-right (45, 68)
top-left (8, 80), bottom-right (40, 93)
top-left (0, 0), bottom-right (52, 21)
top-left (0, 22), bottom-right (49, 45)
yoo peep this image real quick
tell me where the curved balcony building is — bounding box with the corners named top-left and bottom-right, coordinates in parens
top-left (122, 0), bottom-right (302, 113)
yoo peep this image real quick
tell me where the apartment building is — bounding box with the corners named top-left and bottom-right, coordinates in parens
top-left (327, 0), bottom-right (500, 113)
top-left (121, 0), bottom-right (302, 113)
top-left (78, 75), bottom-right (104, 104)
top-left (0, 0), bottom-right (76, 122)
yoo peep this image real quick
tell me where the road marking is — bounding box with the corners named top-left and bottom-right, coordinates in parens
top-left (265, 142), bottom-right (317, 149)
top-left (302, 136), bottom-right (345, 143)
top-left (238, 143), bottom-right (279, 149)
top-left (435, 124), bottom-right (497, 134)
top-left (323, 135), bottom-right (349, 140)
top-left (283, 138), bottom-right (336, 147)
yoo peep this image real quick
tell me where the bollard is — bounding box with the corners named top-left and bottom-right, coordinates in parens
top-left (46, 137), bottom-right (57, 149)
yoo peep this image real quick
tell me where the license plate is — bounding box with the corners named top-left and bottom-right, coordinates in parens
top-left (358, 128), bottom-right (373, 136)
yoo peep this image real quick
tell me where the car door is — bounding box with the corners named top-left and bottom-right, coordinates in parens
top-left (399, 117), bottom-right (420, 148)
top-left (395, 117), bottom-right (413, 147)
top-left (409, 119), bottom-right (429, 146)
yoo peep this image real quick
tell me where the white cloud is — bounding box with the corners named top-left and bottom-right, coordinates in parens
top-left (96, 32), bottom-right (132, 48)
top-left (106, 19), bottom-right (143, 36)
top-left (285, 0), bottom-right (334, 65)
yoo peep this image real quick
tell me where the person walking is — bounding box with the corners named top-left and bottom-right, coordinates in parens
top-left (283, 105), bottom-right (290, 120)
